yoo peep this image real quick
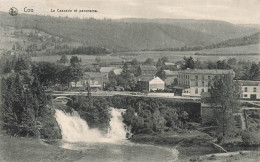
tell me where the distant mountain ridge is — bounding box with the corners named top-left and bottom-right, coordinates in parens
top-left (205, 32), bottom-right (260, 49)
top-left (0, 12), bottom-right (259, 51)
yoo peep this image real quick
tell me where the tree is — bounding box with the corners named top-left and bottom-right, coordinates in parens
top-left (161, 57), bottom-right (169, 63)
top-left (119, 63), bottom-right (136, 91)
top-left (95, 56), bottom-right (102, 65)
top-left (183, 56), bottom-right (195, 69)
top-left (210, 75), bottom-right (241, 142)
top-left (156, 69), bottom-right (166, 80)
top-left (216, 60), bottom-right (230, 69)
top-left (14, 57), bottom-right (30, 73)
top-left (69, 56), bottom-right (83, 86)
top-left (248, 63), bottom-right (260, 80)
top-left (106, 71), bottom-right (117, 90)
top-left (156, 58), bottom-right (165, 69)
top-left (144, 58), bottom-right (154, 65)
top-left (59, 54), bottom-right (68, 64)
top-left (70, 55), bottom-right (81, 66)
top-left (131, 58), bottom-right (139, 68)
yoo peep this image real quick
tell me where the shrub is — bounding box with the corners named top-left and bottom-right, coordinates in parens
top-left (241, 130), bottom-right (260, 145)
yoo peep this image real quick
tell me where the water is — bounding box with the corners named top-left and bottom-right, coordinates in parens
top-left (55, 108), bottom-right (179, 162)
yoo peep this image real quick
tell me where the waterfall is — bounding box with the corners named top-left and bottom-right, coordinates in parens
top-left (55, 108), bottom-right (129, 143)
top-left (107, 109), bottom-right (128, 140)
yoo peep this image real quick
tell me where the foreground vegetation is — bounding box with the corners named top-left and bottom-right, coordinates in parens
top-left (0, 134), bottom-right (83, 162)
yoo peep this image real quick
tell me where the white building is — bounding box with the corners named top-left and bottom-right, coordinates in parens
top-left (237, 80), bottom-right (260, 100)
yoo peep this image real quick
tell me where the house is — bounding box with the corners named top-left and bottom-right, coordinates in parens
top-left (84, 72), bottom-right (108, 91)
top-left (137, 65), bottom-right (157, 76)
top-left (237, 80), bottom-right (260, 100)
top-left (100, 67), bottom-right (118, 73)
top-left (136, 75), bottom-right (165, 92)
top-left (177, 69), bottom-right (235, 97)
top-left (164, 70), bottom-right (178, 86)
top-left (100, 67), bottom-right (122, 75)
top-left (164, 62), bottom-right (179, 70)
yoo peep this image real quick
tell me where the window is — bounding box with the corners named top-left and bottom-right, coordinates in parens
top-left (208, 76), bottom-right (211, 80)
top-left (244, 94), bottom-right (248, 97)
top-left (245, 87), bottom-right (248, 92)
top-left (202, 75), bottom-right (204, 80)
top-left (202, 81), bottom-right (205, 86)
top-left (195, 81), bottom-right (198, 86)
top-left (202, 88), bottom-right (204, 92)
top-left (195, 88), bottom-right (198, 94)
top-left (195, 75), bottom-right (198, 79)
top-left (253, 87), bottom-right (257, 92)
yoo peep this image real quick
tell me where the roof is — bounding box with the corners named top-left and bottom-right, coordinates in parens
top-left (164, 70), bottom-right (178, 76)
top-left (100, 67), bottom-right (118, 73)
top-left (236, 80), bottom-right (260, 86)
top-left (137, 75), bottom-right (155, 82)
top-left (113, 68), bottom-right (122, 75)
top-left (180, 69), bottom-right (234, 75)
top-left (85, 72), bottom-right (107, 78)
top-left (164, 62), bottom-right (176, 66)
top-left (140, 65), bottom-right (157, 71)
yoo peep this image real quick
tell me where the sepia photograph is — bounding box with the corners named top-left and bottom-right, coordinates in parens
top-left (0, 0), bottom-right (259, 161)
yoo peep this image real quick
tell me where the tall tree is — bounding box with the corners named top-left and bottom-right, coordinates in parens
top-left (144, 58), bottom-right (154, 66)
top-left (59, 54), bottom-right (68, 64)
top-left (210, 75), bottom-right (241, 142)
top-left (183, 56), bottom-right (195, 69)
top-left (248, 63), bottom-right (260, 80)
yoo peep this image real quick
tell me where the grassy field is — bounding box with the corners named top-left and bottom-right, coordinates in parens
top-left (0, 134), bottom-right (83, 162)
top-left (32, 46), bottom-right (260, 65)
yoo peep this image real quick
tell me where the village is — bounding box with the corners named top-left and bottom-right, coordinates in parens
top-left (59, 55), bottom-right (260, 102)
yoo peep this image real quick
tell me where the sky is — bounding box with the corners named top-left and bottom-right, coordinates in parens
top-left (0, 0), bottom-right (260, 24)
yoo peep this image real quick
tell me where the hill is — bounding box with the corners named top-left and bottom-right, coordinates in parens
top-left (0, 12), bottom-right (259, 51)
top-left (205, 32), bottom-right (260, 49)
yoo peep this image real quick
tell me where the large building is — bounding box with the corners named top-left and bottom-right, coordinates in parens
top-left (177, 69), bottom-right (235, 97)
top-left (136, 76), bottom-right (165, 92)
top-left (84, 72), bottom-right (108, 91)
top-left (237, 80), bottom-right (260, 100)
top-left (164, 70), bottom-right (178, 86)
top-left (137, 65), bottom-right (157, 76)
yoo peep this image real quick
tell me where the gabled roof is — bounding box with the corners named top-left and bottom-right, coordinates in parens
top-left (236, 80), bottom-right (260, 86)
top-left (164, 70), bottom-right (178, 76)
top-left (180, 69), bottom-right (234, 75)
top-left (140, 65), bottom-right (157, 71)
top-left (85, 72), bottom-right (107, 78)
top-left (137, 75), bottom-right (155, 82)
top-left (164, 62), bottom-right (176, 66)
top-left (100, 67), bottom-right (118, 73)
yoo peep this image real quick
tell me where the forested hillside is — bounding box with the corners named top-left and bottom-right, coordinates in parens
top-left (205, 32), bottom-right (260, 49)
top-left (0, 12), bottom-right (258, 51)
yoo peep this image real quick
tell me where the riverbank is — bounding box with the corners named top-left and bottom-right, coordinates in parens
top-left (0, 134), bottom-right (83, 162)
top-left (129, 130), bottom-right (259, 161)
top-left (0, 133), bottom-right (258, 161)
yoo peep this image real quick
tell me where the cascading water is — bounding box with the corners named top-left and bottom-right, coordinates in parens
top-left (55, 107), bottom-right (179, 161)
top-left (55, 108), bottom-right (129, 143)
top-left (107, 108), bottom-right (129, 140)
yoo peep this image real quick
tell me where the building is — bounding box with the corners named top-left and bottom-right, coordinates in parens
top-left (137, 76), bottom-right (165, 92)
top-left (100, 66), bottom-right (122, 75)
top-left (177, 69), bottom-right (235, 97)
top-left (84, 72), bottom-right (108, 91)
top-left (164, 62), bottom-right (179, 70)
top-left (137, 65), bottom-right (157, 76)
top-left (164, 70), bottom-right (178, 86)
top-left (237, 80), bottom-right (260, 100)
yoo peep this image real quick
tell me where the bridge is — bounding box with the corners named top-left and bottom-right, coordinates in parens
top-left (50, 91), bottom-right (201, 103)
top-left (53, 96), bottom-right (73, 102)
